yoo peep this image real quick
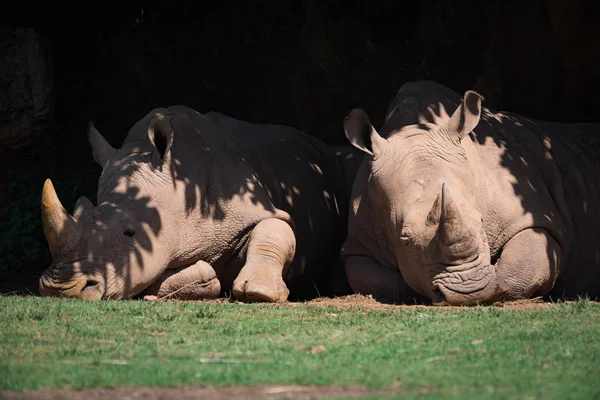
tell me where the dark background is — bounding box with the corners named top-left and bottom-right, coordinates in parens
top-left (1, 0), bottom-right (599, 294)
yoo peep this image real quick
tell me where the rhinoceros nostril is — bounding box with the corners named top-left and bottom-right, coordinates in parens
top-left (431, 287), bottom-right (448, 306)
top-left (79, 280), bottom-right (102, 301)
top-left (84, 280), bottom-right (98, 289)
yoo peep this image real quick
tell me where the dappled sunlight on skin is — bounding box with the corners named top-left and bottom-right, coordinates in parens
top-left (38, 106), bottom-right (363, 302)
top-left (343, 80), bottom-right (600, 305)
top-left (39, 152), bottom-right (166, 299)
top-left (278, 182), bottom-right (303, 208)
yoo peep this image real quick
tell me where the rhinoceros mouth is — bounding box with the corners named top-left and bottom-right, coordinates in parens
top-left (39, 261), bottom-right (108, 300)
top-left (39, 269), bottom-right (87, 298)
top-left (433, 278), bottom-right (506, 306)
top-left (432, 253), bottom-right (493, 294)
top-left (79, 281), bottom-right (105, 300)
top-left (430, 253), bottom-right (506, 305)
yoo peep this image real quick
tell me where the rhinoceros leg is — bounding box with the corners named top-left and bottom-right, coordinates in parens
top-left (141, 260), bottom-right (221, 300)
top-left (345, 255), bottom-right (417, 304)
top-left (495, 228), bottom-right (561, 300)
top-left (233, 218), bottom-right (294, 303)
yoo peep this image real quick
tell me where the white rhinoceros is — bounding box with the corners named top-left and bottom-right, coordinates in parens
top-left (39, 106), bottom-right (362, 302)
top-left (342, 80), bottom-right (600, 305)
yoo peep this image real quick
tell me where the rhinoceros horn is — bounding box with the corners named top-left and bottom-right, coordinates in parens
top-left (41, 179), bottom-right (81, 257)
top-left (437, 182), bottom-right (478, 262)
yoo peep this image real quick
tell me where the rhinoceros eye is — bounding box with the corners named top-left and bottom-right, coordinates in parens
top-left (122, 220), bottom-right (136, 238)
top-left (123, 228), bottom-right (136, 238)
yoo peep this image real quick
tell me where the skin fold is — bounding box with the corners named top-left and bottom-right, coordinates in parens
top-left (342, 80), bottom-right (600, 305)
top-left (39, 107), bottom-right (363, 302)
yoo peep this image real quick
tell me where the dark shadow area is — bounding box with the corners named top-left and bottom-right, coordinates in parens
top-left (1, 0), bottom-right (599, 299)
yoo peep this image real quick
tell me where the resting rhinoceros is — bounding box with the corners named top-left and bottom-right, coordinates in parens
top-left (341, 80), bottom-right (600, 305)
top-left (39, 106), bottom-right (362, 302)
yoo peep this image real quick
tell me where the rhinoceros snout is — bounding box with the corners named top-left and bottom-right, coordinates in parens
top-left (38, 269), bottom-right (103, 300)
top-left (432, 275), bottom-right (507, 306)
top-left (78, 281), bottom-right (104, 300)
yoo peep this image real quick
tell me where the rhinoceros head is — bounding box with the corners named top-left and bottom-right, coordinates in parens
top-left (39, 112), bottom-right (184, 300)
top-left (344, 91), bottom-right (506, 305)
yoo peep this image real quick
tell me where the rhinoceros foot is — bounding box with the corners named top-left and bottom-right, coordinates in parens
top-left (233, 264), bottom-right (290, 303)
top-left (142, 260), bottom-right (221, 300)
top-left (231, 218), bottom-right (295, 303)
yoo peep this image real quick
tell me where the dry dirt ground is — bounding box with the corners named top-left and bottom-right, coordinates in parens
top-left (274, 293), bottom-right (565, 311)
top-left (2, 295), bottom-right (592, 400)
top-left (150, 293), bottom-right (572, 312)
top-left (0, 384), bottom-right (434, 400)
top-left (137, 292), bottom-right (568, 311)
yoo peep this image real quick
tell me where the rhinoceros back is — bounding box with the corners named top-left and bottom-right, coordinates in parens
top-left (205, 112), bottom-right (356, 299)
top-left (534, 119), bottom-right (600, 298)
top-left (479, 108), bottom-right (600, 299)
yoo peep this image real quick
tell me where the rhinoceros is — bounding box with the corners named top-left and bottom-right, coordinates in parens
top-left (341, 80), bottom-right (600, 305)
top-left (39, 106), bottom-right (362, 302)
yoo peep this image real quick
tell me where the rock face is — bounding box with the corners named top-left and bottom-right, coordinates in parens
top-left (0, 27), bottom-right (54, 166)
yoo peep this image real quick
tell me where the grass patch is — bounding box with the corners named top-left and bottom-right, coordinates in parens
top-left (1, 297), bottom-right (599, 399)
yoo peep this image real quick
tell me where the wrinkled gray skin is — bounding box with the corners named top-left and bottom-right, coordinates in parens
top-left (342, 80), bottom-right (600, 305)
top-left (39, 106), bottom-right (362, 302)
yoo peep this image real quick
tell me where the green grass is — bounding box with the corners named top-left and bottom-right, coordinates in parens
top-left (1, 297), bottom-right (599, 399)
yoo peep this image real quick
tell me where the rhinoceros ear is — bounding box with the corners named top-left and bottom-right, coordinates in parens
top-left (72, 196), bottom-right (96, 221)
top-left (88, 121), bottom-right (117, 169)
top-left (446, 90), bottom-right (484, 142)
top-left (344, 108), bottom-right (387, 157)
top-left (147, 114), bottom-right (174, 166)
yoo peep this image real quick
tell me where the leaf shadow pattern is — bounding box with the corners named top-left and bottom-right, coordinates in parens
top-left (375, 80), bottom-right (600, 302)
top-left (39, 106), bottom-right (361, 301)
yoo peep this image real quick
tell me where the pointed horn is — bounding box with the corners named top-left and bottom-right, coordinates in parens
top-left (437, 182), bottom-right (477, 260)
top-left (41, 179), bottom-right (80, 257)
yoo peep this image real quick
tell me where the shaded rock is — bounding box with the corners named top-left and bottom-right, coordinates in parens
top-left (0, 26), bottom-right (54, 166)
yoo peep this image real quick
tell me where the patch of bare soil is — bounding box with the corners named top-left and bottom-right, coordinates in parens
top-left (0, 384), bottom-right (431, 400)
top-left (300, 294), bottom-right (581, 311)
top-left (148, 293), bottom-right (589, 312)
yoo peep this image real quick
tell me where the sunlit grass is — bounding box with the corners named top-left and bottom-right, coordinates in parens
top-left (1, 297), bottom-right (599, 399)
